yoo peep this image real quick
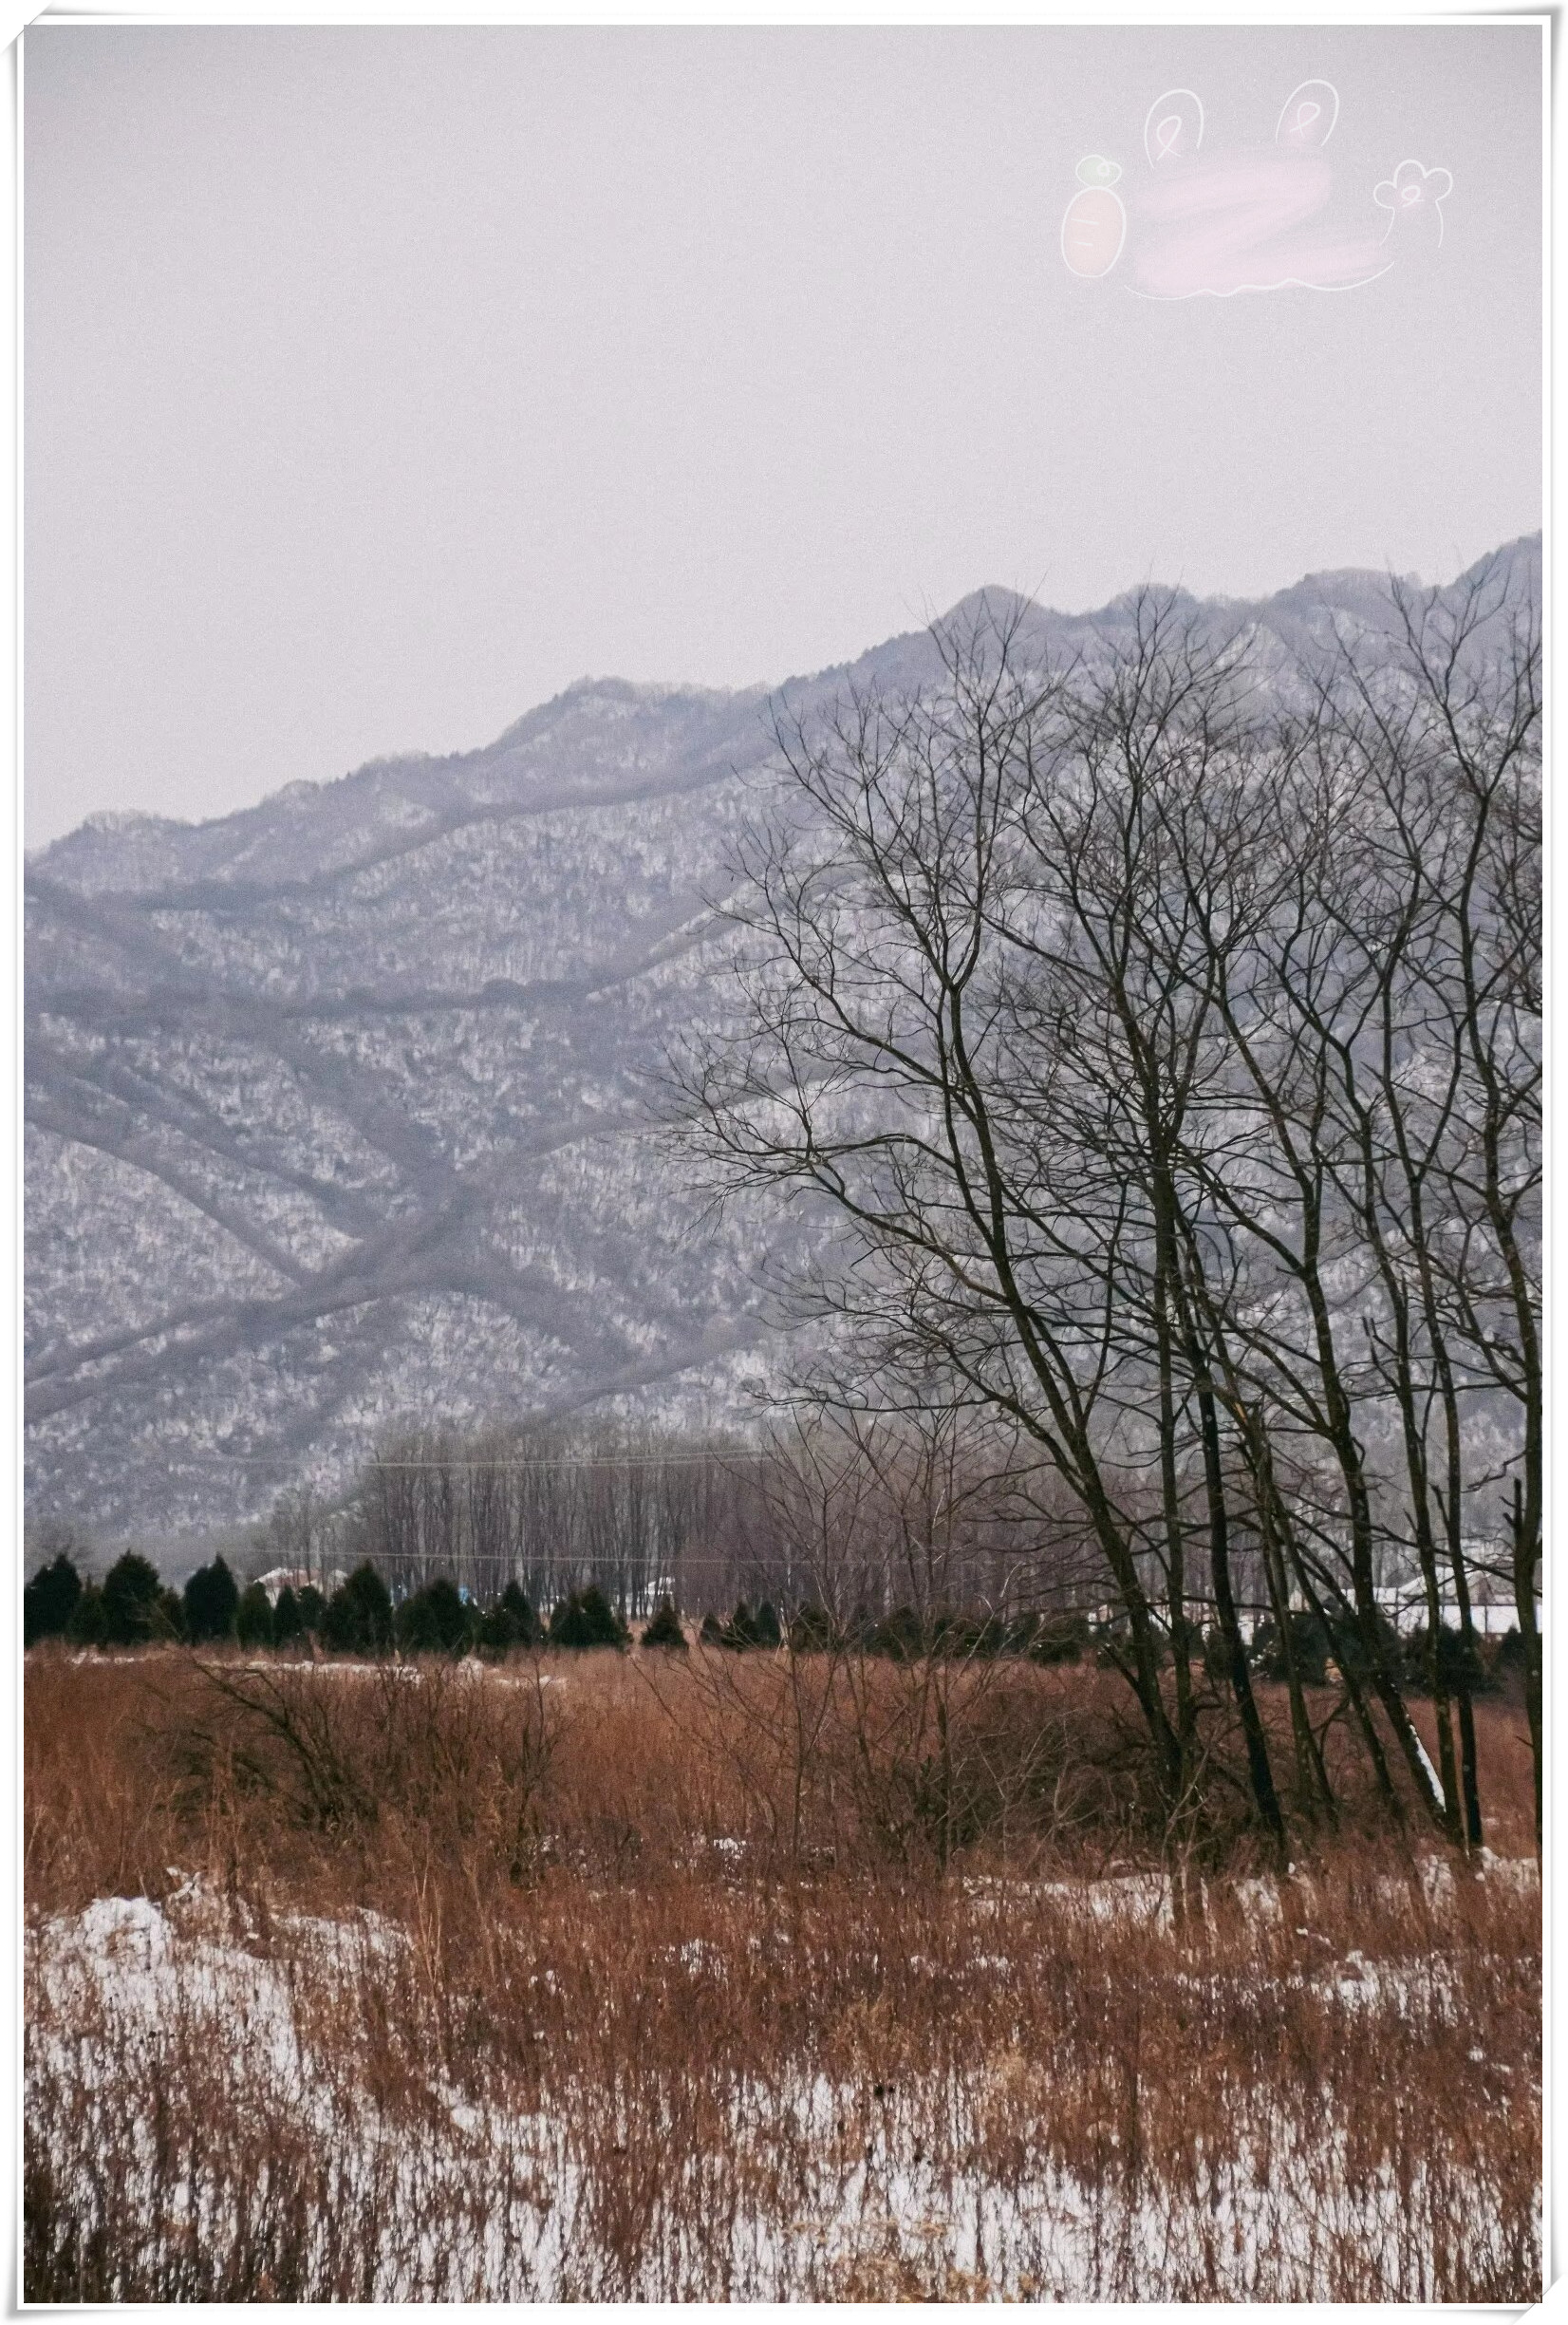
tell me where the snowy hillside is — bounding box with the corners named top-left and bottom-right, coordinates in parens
top-left (25, 540), bottom-right (1539, 1535)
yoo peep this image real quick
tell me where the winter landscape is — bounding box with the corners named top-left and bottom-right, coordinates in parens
top-left (24, 21), bottom-right (1541, 2308)
top-left (25, 542), bottom-right (1543, 2302)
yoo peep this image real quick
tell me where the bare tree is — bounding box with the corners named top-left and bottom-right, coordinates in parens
top-left (674, 571), bottom-right (1540, 1852)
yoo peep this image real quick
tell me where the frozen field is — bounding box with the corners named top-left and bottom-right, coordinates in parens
top-left (27, 1856), bottom-right (1540, 2302)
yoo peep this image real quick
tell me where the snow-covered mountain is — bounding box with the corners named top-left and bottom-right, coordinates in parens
top-left (25, 541), bottom-right (1539, 1537)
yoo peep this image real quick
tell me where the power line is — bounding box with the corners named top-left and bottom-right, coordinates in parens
top-left (167, 1449), bottom-right (768, 1472)
top-left (361, 1452), bottom-right (768, 1472)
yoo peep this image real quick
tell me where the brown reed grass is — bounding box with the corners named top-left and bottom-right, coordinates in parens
top-left (24, 1645), bottom-right (1540, 2301)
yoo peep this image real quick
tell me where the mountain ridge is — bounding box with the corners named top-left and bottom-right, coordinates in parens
top-left (26, 535), bottom-right (1540, 1539)
top-left (34, 534), bottom-right (1538, 891)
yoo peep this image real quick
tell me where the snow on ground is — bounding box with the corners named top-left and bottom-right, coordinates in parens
top-left (25, 1865), bottom-right (1540, 2301)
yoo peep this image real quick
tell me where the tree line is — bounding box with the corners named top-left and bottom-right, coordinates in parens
top-left (23, 1540), bottom-right (641, 1657)
top-left (25, 1510), bottom-right (1526, 1704)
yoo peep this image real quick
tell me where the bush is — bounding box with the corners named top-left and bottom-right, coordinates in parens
top-left (939, 1612), bottom-right (1006, 1660)
top-left (1446, 1621), bottom-right (1494, 1693)
top-left (699, 1611), bottom-right (727, 1648)
top-left (1030, 1610), bottom-right (1091, 1666)
top-left (641, 1599), bottom-right (687, 1648)
top-left (183, 1556), bottom-right (240, 1644)
top-left (548, 1586), bottom-right (628, 1650)
top-left (1251, 1610), bottom-right (1331, 1689)
top-left (1093, 1619), bottom-right (1135, 1671)
top-left (1403, 1621), bottom-right (1495, 1698)
top-left (322, 1564), bottom-right (394, 1656)
top-left (100, 1553), bottom-right (165, 1648)
top-left (477, 1581), bottom-right (538, 1655)
top-left (1325, 1607), bottom-right (1404, 1685)
top-left (235, 1583), bottom-right (274, 1649)
top-left (754, 1600), bottom-right (782, 1648)
top-left (24, 1553), bottom-right (82, 1647)
top-left (870, 1604), bottom-right (926, 1661)
top-left (396, 1577), bottom-right (472, 1657)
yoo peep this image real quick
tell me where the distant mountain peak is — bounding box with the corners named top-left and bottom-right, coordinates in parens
top-left (932, 585), bottom-right (1043, 630)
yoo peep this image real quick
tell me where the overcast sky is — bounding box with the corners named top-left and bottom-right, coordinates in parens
top-left (24, 22), bottom-right (1542, 847)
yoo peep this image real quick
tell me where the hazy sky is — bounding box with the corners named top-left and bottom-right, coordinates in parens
top-left (25, 23), bottom-right (1542, 847)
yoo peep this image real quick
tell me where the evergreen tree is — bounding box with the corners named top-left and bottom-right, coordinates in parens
top-left (641, 1599), bottom-right (687, 1648)
top-left (1402, 1621), bottom-right (1494, 1700)
top-left (870, 1604), bottom-right (924, 1661)
top-left (23, 1552), bottom-right (82, 1647)
top-left (1030, 1610), bottom-right (1092, 1666)
top-left (789, 1603), bottom-right (836, 1654)
top-left (966, 1613), bottom-right (1007, 1659)
top-left (235, 1582), bottom-right (274, 1648)
top-left (477, 1581), bottom-right (536, 1655)
top-left (722, 1600), bottom-right (760, 1649)
top-left (548, 1585), bottom-right (628, 1649)
top-left (699, 1610), bottom-right (728, 1648)
top-left (65, 1584), bottom-right (107, 1647)
top-left (395, 1576), bottom-right (471, 1656)
top-left (754, 1600), bottom-right (782, 1648)
top-left (1202, 1625), bottom-right (1231, 1684)
top-left (296, 1584), bottom-right (327, 1635)
top-left (272, 1584), bottom-right (305, 1645)
top-left (156, 1587), bottom-right (187, 1642)
top-left (498, 1580), bottom-right (538, 1645)
top-left (183, 1556), bottom-right (240, 1644)
top-left (101, 1552), bottom-right (164, 1647)
top-left (1251, 1609), bottom-right (1330, 1690)
top-left (323, 1563), bottom-right (394, 1655)
top-left (1325, 1606), bottom-right (1403, 1687)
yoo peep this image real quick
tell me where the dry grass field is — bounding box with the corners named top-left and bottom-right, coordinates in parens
top-left (24, 1643), bottom-right (1540, 2301)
